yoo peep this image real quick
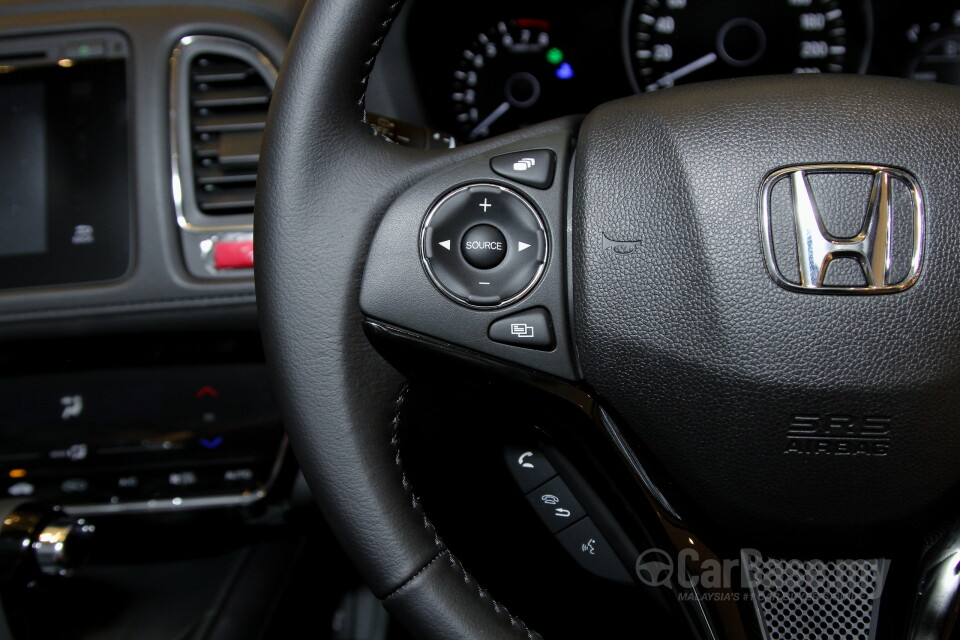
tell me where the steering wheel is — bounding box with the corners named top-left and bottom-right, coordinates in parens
top-left (256, 0), bottom-right (960, 637)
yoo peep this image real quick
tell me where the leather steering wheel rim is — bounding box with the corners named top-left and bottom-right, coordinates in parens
top-left (256, 0), bottom-right (542, 637)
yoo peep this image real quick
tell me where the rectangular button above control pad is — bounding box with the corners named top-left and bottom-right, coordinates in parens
top-left (490, 150), bottom-right (556, 189)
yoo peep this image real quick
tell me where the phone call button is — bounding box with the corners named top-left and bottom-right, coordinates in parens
top-left (504, 445), bottom-right (556, 493)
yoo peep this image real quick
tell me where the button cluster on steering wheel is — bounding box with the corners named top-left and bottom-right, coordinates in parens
top-left (420, 183), bottom-right (547, 308)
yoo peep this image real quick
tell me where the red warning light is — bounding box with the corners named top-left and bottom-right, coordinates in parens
top-left (515, 18), bottom-right (550, 31)
top-left (195, 385), bottom-right (220, 399)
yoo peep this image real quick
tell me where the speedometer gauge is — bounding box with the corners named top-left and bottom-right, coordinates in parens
top-left (625, 0), bottom-right (870, 93)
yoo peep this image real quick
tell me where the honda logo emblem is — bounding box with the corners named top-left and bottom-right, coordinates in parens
top-left (760, 164), bottom-right (924, 294)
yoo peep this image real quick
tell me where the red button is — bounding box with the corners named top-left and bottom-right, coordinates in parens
top-left (213, 240), bottom-right (254, 270)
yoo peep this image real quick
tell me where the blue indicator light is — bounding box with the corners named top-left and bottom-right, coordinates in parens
top-left (199, 436), bottom-right (224, 449)
top-left (555, 62), bottom-right (574, 80)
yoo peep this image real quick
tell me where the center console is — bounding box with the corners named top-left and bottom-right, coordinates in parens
top-left (0, 333), bottom-right (286, 514)
top-left (0, 7), bottom-right (313, 640)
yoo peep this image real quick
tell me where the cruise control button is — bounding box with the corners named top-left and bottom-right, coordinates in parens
top-left (489, 308), bottom-right (555, 350)
top-left (491, 150), bottom-right (556, 189)
top-left (526, 476), bottom-right (586, 533)
top-left (504, 445), bottom-right (556, 493)
top-left (461, 224), bottom-right (507, 269)
top-left (556, 518), bottom-right (633, 584)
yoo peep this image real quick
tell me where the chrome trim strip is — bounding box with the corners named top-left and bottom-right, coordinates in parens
top-left (597, 409), bottom-right (718, 640)
top-left (169, 35), bottom-right (278, 233)
top-left (598, 408), bottom-right (680, 521)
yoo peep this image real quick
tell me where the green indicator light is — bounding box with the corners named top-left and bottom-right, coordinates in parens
top-left (546, 47), bottom-right (563, 65)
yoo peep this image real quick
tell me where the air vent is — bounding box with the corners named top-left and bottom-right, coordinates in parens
top-left (189, 54), bottom-right (268, 215)
top-left (171, 36), bottom-right (277, 230)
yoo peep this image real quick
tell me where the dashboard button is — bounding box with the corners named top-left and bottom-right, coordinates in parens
top-left (526, 476), bottom-right (586, 533)
top-left (489, 307), bottom-right (555, 350)
top-left (116, 475), bottom-right (140, 491)
top-left (60, 477), bottom-right (91, 494)
top-left (213, 240), bottom-right (254, 270)
top-left (461, 224), bottom-right (507, 269)
top-left (223, 468), bottom-right (255, 483)
top-left (167, 470), bottom-right (199, 488)
top-left (7, 481), bottom-right (36, 497)
top-left (490, 150), bottom-right (556, 189)
top-left (504, 445), bottom-right (556, 493)
top-left (555, 517), bottom-right (633, 584)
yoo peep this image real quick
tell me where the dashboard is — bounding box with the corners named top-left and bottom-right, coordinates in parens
top-left (399, 0), bottom-right (960, 141)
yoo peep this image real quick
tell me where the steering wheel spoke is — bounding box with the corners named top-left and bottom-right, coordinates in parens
top-left (361, 122), bottom-right (580, 381)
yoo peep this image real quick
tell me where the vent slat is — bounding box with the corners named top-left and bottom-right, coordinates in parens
top-left (184, 52), bottom-right (271, 217)
top-left (192, 58), bottom-right (256, 83)
top-left (193, 112), bottom-right (266, 133)
top-left (193, 86), bottom-right (270, 108)
top-left (194, 138), bottom-right (219, 158)
top-left (197, 188), bottom-right (257, 212)
top-left (217, 130), bottom-right (262, 168)
top-left (196, 167), bottom-right (258, 185)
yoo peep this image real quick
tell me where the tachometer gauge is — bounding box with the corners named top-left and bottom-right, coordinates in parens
top-left (904, 10), bottom-right (960, 85)
top-left (452, 19), bottom-right (581, 141)
top-left (625, 0), bottom-right (870, 93)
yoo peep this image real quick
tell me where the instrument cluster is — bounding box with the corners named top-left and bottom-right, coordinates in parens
top-left (407, 0), bottom-right (960, 141)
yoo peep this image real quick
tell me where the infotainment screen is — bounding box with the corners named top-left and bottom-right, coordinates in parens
top-left (0, 33), bottom-right (131, 290)
top-left (0, 82), bottom-right (47, 258)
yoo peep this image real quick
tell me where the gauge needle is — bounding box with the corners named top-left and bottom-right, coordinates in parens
top-left (470, 101), bottom-right (511, 139)
top-left (653, 52), bottom-right (718, 90)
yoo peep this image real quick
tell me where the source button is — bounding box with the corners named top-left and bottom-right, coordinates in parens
top-left (461, 224), bottom-right (507, 269)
